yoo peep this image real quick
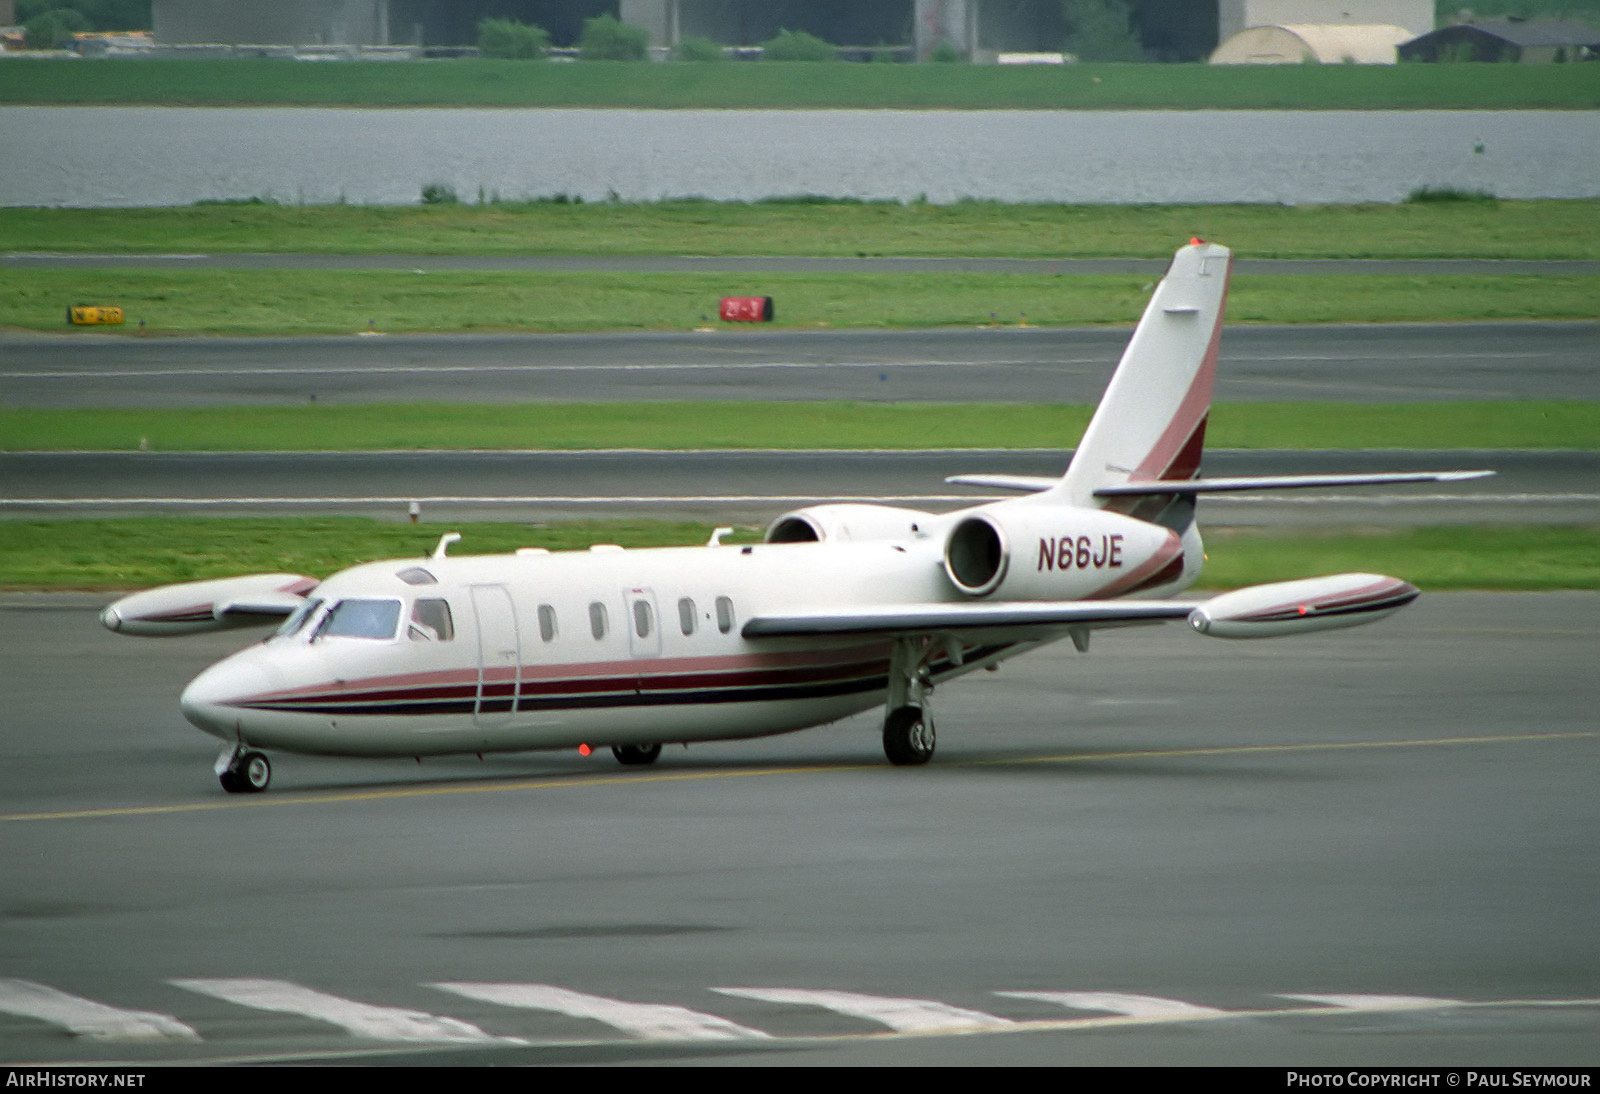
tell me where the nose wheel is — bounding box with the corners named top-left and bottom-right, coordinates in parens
top-left (216, 747), bottom-right (271, 794)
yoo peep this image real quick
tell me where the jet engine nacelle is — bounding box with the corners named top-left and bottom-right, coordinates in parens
top-left (943, 506), bottom-right (1189, 600)
top-left (764, 503), bottom-right (933, 544)
top-left (1189, 572), bottom-right (1419, 639)
top-left (101, 573), bottom-right (318, 636)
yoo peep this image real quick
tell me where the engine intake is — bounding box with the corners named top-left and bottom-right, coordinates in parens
top-left (764, 504), bottom-right (930, 545)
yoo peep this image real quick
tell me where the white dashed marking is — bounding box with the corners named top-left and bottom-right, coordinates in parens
top-left (170, 978), bottom-right (514, 1043)
top-left (0, 978), bottom-right (199, 1041)
top-left (712, 986), bottom-right (1015, 1033)
top-left (995, 990), bottom-right (1229, 1018)
top-left (430, 981), bottom-right (770, 1041)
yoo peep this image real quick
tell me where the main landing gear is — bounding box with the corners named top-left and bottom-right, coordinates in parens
top-left (612, 743), bottom-right (662, 766)
top-left (216, 746), bottom-right (271, 794)
top-left (882, 636), bottom-right (944, 766)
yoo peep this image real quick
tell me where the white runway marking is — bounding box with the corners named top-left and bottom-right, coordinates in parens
top-left (169, 978), bottom-right (513, 1043)
top-left (1281, 993), bottom-right (1466, 1011)
top-left (711, 987), bottom-right (1015, 1033)
top-left (430, 981), bottom-right (771, 1041)
top-left (995, 990), bottom-right (1228, 1018)
top-left (0, 978), bottom-right (199, 1041)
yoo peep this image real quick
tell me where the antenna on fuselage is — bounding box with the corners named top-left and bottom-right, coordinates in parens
top-left (431, 532), bottom-right (461, 560)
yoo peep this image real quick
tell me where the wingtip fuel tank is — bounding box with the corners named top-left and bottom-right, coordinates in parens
top-left (1188, 573), bottom-right (1419, 639)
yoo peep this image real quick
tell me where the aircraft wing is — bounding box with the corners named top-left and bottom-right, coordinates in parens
top-left (742, 600), bottom-right (1193, 639)
top-left (947, 470), bottom-right (1493, 495)
top-left (214, 590), bottom-right (312, 624)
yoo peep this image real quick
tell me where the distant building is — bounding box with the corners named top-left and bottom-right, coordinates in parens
top-left (152, 0), bottom-right (399, 46)
top-left (1211, 23), bottom-right (1411, 65)
top-left (1218, 0), bottom-right (1432, 42)
top-left (1399, 19), bottom-right (1600, 64)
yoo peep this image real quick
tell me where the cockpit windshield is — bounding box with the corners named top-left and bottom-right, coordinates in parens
top-left (275, 598), bottom-right (324, 639)
top-left (314, 599), bottom-right (401, 641)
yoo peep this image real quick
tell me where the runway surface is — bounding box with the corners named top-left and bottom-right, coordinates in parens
top-left (1, 592), bottom-right (1595, 1065)
top-left (3, 448), bottom-right (1589, 525)
top-left (4, 323), bottom-right (1597, 406)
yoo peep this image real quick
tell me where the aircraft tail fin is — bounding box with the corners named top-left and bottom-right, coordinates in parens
top-left (1046, 240), bottom-right (1232, 529)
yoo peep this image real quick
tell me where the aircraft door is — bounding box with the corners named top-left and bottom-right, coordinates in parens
top-left (471, 584), bottom-right (520, 726)
top-left (625, 587), bottom-right (661, 660)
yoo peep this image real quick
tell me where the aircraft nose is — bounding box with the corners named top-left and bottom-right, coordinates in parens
top-left (180, 658), bottom-right (272, 739)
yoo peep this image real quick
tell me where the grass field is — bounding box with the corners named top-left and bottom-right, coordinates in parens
top-left (7, 269), bottom-right (1596, 335)
top-left (2, 518), bottom-right (1592, 592)
top-left (3, 58), bottom-right (1598, 110)
top-left (4, 200), bottom-right (1597, 260)
top-left (4, 402), bottom-right (1595, 453)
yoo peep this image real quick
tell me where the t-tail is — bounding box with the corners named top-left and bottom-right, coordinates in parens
top-left (1050, 238), bottom-right (1231, 537)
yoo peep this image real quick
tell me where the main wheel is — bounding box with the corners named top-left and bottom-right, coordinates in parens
top-left (612, 743), bottom-right (662, 767)
top-left (883, 706), bottom-right (935, 766)
top-left (220, 751), bottom-right (271, 794)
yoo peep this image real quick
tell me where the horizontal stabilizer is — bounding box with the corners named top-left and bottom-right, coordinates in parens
top-left (743, 601), bottom-right (1193, 639)
top-left (1094, 470), bottom-right (1495, 497)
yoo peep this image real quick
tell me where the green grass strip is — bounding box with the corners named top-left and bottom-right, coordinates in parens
top-left (2, 518), bottom-right (1592, 592)
top-left (1196, 526), bottom-right (1599, 592)
top-left (3, 199), bottom-right (1596, 260)
top-left (3, 402), bottom-right (1595, 453)
top-left (3, 58), bottom-right (1597, 111)
top-left (5, 269), bottom-right (1597, 335)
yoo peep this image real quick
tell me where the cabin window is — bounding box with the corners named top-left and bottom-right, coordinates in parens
top-left (589, 601), bottom-right (608, 640)
top-left (633, 599), bottom-right (653, 639)
top-left (275, 598), bottom-right (323, 639)
top-left (396, 567), bottom-right (437, 586)
top-left (318, 599), bottom-right (401, 640)
top-left (678, 597), bottom-right (696, 636)
top-left (408, 598), bottom-right (454, 641)
top-left (715, 596), bottom-right (735, 635)
top-left (538, 604), bottom-right (557, 643)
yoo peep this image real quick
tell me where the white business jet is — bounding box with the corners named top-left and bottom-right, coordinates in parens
top-left (101, 241), bottom-right (1489, 793)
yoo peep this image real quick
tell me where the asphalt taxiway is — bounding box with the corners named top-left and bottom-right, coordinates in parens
top-left (1, 592), bottom-right (1595, 1065)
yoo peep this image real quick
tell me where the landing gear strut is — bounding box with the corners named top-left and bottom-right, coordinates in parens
top-left (882, 636), bottom-right (945, 766)
top-left (612, 743), bottom-right (662, 766)
top-left (216, 746), bottom-right (271, 794)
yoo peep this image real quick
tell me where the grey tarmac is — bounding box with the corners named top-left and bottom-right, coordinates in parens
top-left (0, 592), bottom-right (1595, 1065)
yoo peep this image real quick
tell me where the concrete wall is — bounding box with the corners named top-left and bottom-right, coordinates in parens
top-left (1218, 0), bottom-right (1431, 42)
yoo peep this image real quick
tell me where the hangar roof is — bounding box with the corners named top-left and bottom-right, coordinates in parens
top-left (1210, 24), bottom-right (1411, 65)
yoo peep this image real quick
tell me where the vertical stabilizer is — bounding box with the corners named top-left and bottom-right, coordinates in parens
top-left (1049, 240), bottom-right (1232, 520)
